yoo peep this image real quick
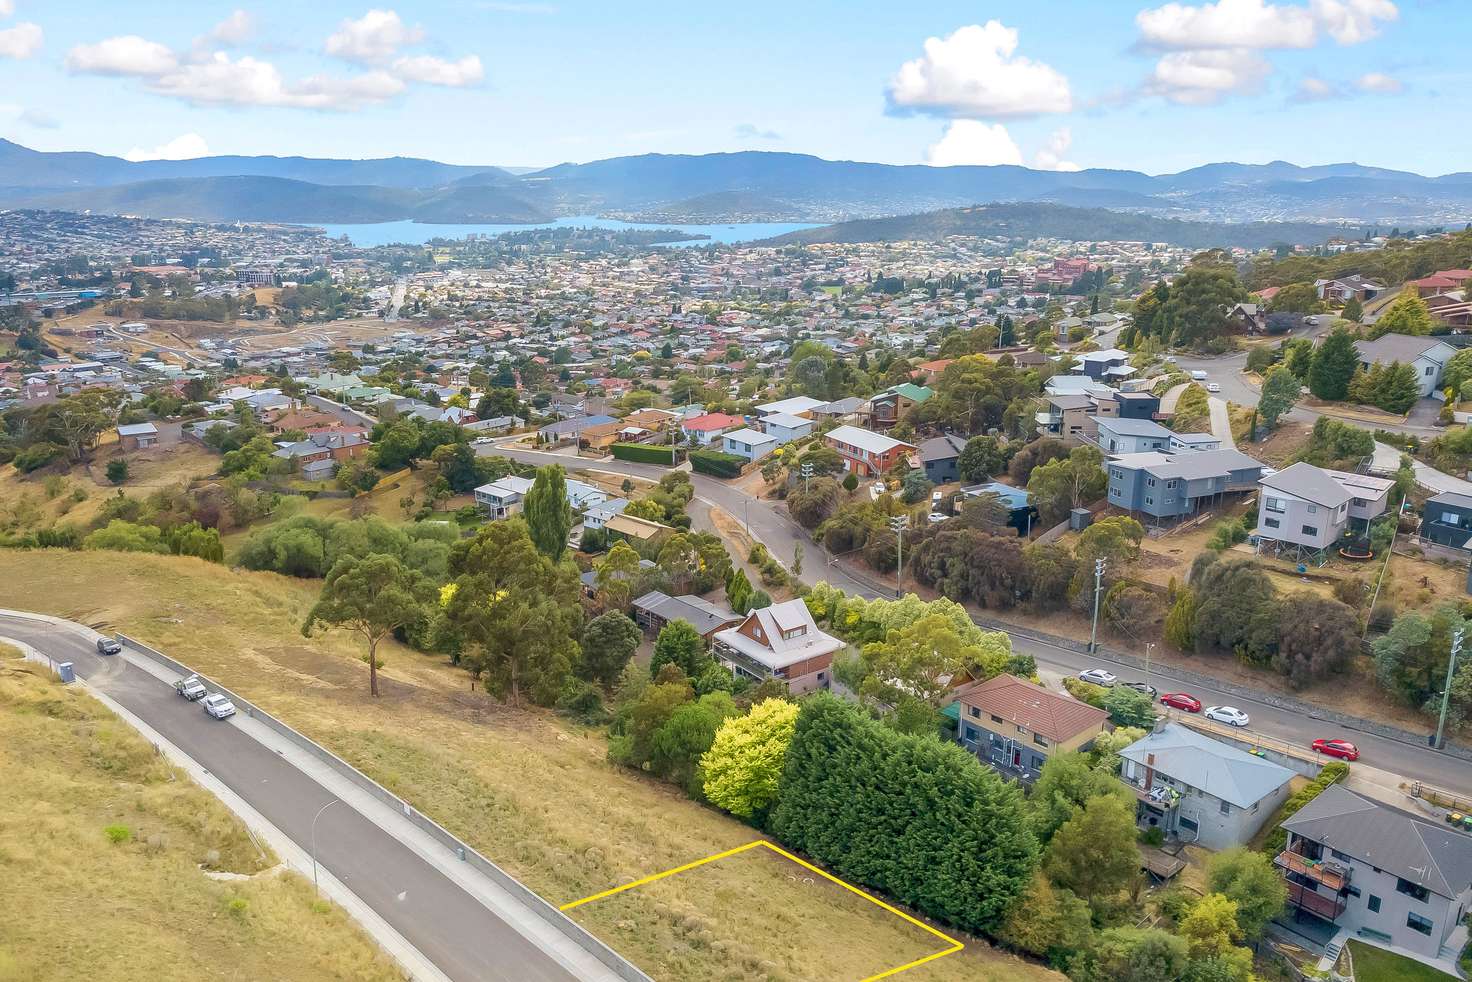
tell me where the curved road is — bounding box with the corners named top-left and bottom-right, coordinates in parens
top-left (0, 612), bottom-right (605, 982)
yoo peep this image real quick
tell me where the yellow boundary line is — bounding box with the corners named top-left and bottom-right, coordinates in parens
top-left (559, 839), bottom-right (963, 981)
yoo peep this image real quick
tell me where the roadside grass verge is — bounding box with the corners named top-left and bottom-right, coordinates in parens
top-left (0, 550), bottom-right (1060, 982)
top-left (0, 642), bottom-right (403, 982)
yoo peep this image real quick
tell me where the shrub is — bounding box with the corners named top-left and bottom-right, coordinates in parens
top-left (841, 473), bottom-right (859, 492)
top-left (106, 459), bottom-right (129, 485)
top-left (611, 442), bottom-right (680, 465)
top-left (14, 443), bottom-right (62, 473)
top-left (1062, 676), bottom-right (1108, 708)
top-left (104, 824), bottom-right (131, 844)
top-left (1260, 762), bottom-right (1349, 856)
top-left (689, 449), bottom-right (746, 478)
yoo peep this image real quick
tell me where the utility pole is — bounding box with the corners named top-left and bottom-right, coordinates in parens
top-left (889, 514), bottom-right (908, 599)
top-left (800, 461), bottom-right (813, 493)
top-left (1089, 558), bottom-right (1107, 653)
top-left (1145, 641), bottom-right (1154, 693)
top-left (1436, 628), bottom-right (1464, 750)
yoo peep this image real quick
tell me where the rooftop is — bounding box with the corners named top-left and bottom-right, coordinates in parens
top-left (1120, 722), bottom-right (1295, 808)
top-left (957, 674), bottom-right (1109, 743)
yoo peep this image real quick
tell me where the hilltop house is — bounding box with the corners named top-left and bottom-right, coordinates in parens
top-left (713, 599), bottom-right (844, 694)
top-left (631, 591), bottom-right (741, 641)
top-left (863, 382), bottom-right (933, 428)
top-left (918, 433), bottom-right (969, 484)
top-left (721, 427), bottom-right (778, 462)
top-left (1095, 416), bottom-right (1173, 455)
top-left (1354, 335), bottom-right (1458, 399)
top-left (1420, 491), bottom-right (1472, 551)
top-left (1106, 448), bottom-right (1265, 525)
top-left (680, 412), bottom-right (744, 446)
top-left (823, 425), bottom-right (916, 477)
top-left (117, 422), bottom-right (159, 450)
top-left (759, 411), bottom-right (815, 445)
top-left (954, 674), bottom-right (1110, 784)
top-left (1253, 462), bottom-right (1393, 559)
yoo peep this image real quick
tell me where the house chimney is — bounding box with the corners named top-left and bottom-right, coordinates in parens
top-left (1144, 751), bottom-right (1155, 791)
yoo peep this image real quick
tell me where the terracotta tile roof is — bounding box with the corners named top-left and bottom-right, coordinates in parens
top-left (957, 674), bottom-right (1109, 743)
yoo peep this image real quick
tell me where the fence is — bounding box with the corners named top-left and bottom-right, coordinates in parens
top-left (116, 633), bottom-right (653, 982)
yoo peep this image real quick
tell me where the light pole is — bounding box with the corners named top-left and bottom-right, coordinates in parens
top-left (1145, 642), bottom-right (1154, 693)
top-left (311, 799), bottom-right (341, 896)
top-left (1089, 558), bottom-right (1107, 653)
top-left (1435, 628), bottom-right (1465, 750)
top-left (800, 461), bottom-right (813, 493)
top-left (889, 514), bottom-right (908, 599)
top-left (743, 499), bottom-right (750, 535)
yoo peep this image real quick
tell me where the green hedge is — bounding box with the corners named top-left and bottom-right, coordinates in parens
top-left (689, 449), bottom-right (747, 478)
top-left (611, 442), bottom-right (679, 465)
top-left (1260, 760), bottom-right (1349, 856)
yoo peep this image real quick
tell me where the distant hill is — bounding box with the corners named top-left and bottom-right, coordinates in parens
top-left (620, 190), bottom-right (809, 222)
top-left (762, 202), bottom-right (1359, 250)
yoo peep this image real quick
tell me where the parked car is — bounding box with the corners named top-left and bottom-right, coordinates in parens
top-left (1078, 668), bottom-right (1117, 687)
top-left (95, 637), bottom-right (122, 655)
top-left (174, 675), bottom-right (207, 701)
top-left (1190, 370), bottom-right (1208, 381)
top-left (1122, 681), bottom-right (1158, 698)
top-left (1204, 706), bottom-right (1250, 727)
top-left (1206, 382), bottom-right (1222, 393)
top-left (871, 481), bottom-right (888, 497)
top-left (1312, 738), bottom-right (1360, 761)
top-left (201, 693), bottom-right (236, 720)
top-left (1160, 692), bottom-right (1202, 712)
top-left (927, 512), bottom-right (947, 524)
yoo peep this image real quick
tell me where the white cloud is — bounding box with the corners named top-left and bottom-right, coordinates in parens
top-left (1146, 48), bottom-right (1269, 104)
top-left (19, 107), bottom-right (57, 128)
top-left (1311, 0), bottom-right (1397, 44)
top-left (734, 123), bottom-right (781, 141)
top-left (205, 10), bottom-right (254, 47)
top-left (390, 54), bottom-right (483, 87)
top-left (1034, 128), bottom-right (1081, 172)
top-left (66, 35), bottom-right (178, 76)
top-left (0, 1), bottom-right (12, 16)
top-left (124, 133), bottom-right (211, 161)
top-left (926, 120), bottom-right (1024, 167)
top-left (325, 9), bottom-right (423, 65)
top-left (1355, 70), bottom-right (1401, 93)
top-left (1137, 0), bottom-right (1317, 50)
top-left (0, 21), bottom-right (41, 59)
top-left (1292, 75), bottom-right (1339, 100)
top-left (889, 21), bottom-right (1071, 120)
top-left (147, 54), bottom-right (405, 110)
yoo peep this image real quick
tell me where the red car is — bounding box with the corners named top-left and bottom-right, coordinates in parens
top-left (1312, 739), bottom-right (1360, 761)
top-left (1160, 692), bottom-right (1202, 713)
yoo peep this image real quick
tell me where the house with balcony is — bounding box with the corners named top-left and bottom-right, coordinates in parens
top-left (954, 674), bottom-right (1110, 784)
top-left (1253, 463), bottom-right (1393, 561)
top-left (863, 383), bottom-right (933, 429)
top-left (1420, 490), bottom-right (1472, 551)
top-left (713, 599), bottom-right (844, 695)
top-left (1095, 416), bottom-right (1173, 455)
top-left (1106, 448), bottom-right (1266, 526)
top-left (1277, 783), bottom-right (1472, 971)
top-left (1074, 348), bottom-right (1133, 383)
top-left (1119, 722), bottom-right (1294, 850)
top-left (1036, 393), bottom-right (1095, 445)
top-left (823, 425), bottom-right (916, 477)
top-left (473, 475), bottom-right (535, 518)
top-left (1354, 334), bottom-right (1457, 399)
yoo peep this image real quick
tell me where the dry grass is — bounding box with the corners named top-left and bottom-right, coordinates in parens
top-left (0, 643), bottom-right (403, 982)
top-left (0, 550), bottom-right (1059, 982)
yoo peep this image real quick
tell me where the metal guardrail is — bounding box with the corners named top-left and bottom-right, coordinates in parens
top-left (115, 633), bottom-right (653, 982)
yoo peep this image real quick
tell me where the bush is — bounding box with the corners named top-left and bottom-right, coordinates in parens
top-left (611, 442), bottom-right (680, 465)
top-left (841, 473), bottom-right (859, 492)
top-left (1260, 762), bottom-right (1349, 856)
top-left (689, 449), bottom-right (747, 478)
top-left (105, 459), bottom-right (129, 485)
top-left (1062, 676), bottom-right (1108, 708)
top-left (14, 443), bottom-right (62, 473)
top-left (104, 824), bottom-right (131, 844)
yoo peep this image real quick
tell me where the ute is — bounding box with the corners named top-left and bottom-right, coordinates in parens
top-left (174, 675), bottom-right (208, 701)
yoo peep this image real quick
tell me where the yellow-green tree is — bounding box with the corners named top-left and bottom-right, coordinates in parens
top-left (700, 698), bottom-right (799, 820)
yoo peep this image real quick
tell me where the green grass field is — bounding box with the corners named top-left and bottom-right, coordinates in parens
top-left (1346, 940), bottom-right (1457, 982)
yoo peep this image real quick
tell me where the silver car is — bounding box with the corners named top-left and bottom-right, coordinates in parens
top-left (1079, 668), bottom-right (1117, 687)
top-left (1204, 706), bottom-right (1250, 727)
top-left (202, 693), bottom-right (236, 720)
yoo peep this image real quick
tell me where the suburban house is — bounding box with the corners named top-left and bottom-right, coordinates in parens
top-left (918, 433), bottom-right (969, 484)
top-left (810, 396), bottom-right (864, 422)
top-left (117, 422), bottom-right (159, 450)
top-left (1074, 348), bottom-right (1133, 383)
top-left (271, 431), bottom-right (369, 478)
top-left (721, 427), bottom-right (779, 462)
top-left (755, 395), bottom-right (826, 420)
top-left (631, 591), bottom-right (741, 641)
top-left (1316, 275), bottom-right (1385, 304)
top-left (1228, 302), bottom-right (1268, 334)
top-left (473, 475), bottom-right (535, 518)
top-left (680, 412), bottom-right (744, 446)
top-left (954, 674), bottom-right (1110, 783)
top-left (713, 599), bottom-right (844, 694)
top-left (1420, 491), bottom-right (1472, 551)
top-left (1354, 334), bottom-right (1458, 399)
top-left (1036, 393), bottom-right (1095, 444)
top-left (1278, 783), bottom-right (1472, 969)
top-left (1168, 432), bottom-right (1222, 453)
top-left (579, 557), bottom-right (655, 601)
top-left (823, 425), bottom-right (916, 476)
top-left (1106, 448), bottom-right (1266, 525)
top-left (604, 513), bottom-right (674, 548)
top-left (959, 482), bottom-right (1037, 535)
top-left (582, 497), bottom-right (630, 532)
top-left (863, 382), bottom-right (933, 428)
top-left (1095, 416), bottom-right (1173, 455)
top-left (1253, 463), bottom-right (1393, 559)
top-left (539, 414), bottom-right (615, 444)
top-left (1103, 390), bottom-right (1162, 421)
top-left (759, 411), bottom-right (815, 445)
top-left (1119, 722), bottom-right (1295, 850)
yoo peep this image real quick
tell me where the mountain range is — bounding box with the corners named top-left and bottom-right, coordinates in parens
top-left (2, 139), bottom-right (1469, 236)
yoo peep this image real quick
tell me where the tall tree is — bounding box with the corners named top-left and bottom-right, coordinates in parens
top-left (1307, 327), bottom-right (1359, 401)
top-left (523, 464), bottom-right (572, 560)
top-left (1257, 365), bottom-right (1301, 430)
top-left (700, 697), bottom-right (799, 820)
top-left (302, 554), bottom-right (430, 698)
top-left (860, 614), bottom-right (1010, 709)
top-left (650, 619), bottom-right (708, 679)
top-left (1029, 751), bottom-right (1133, 843)
top-left (580, 611), bottom-right (642, 686)
top-left (1043, 793), bottom-right (1141, 906)
top-left (1369, 286), bottom-right (1433, 338)
top-left (1206, 847), bottom-right (1288, 941)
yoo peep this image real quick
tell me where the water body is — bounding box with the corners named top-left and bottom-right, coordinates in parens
top-left (312, 215), bottom-right (820, 248)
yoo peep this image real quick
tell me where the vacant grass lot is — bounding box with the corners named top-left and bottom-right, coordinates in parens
top-left (0, 642), bottom-right (403, 982)
top-left (0, 550), bottom-right (1059, 982)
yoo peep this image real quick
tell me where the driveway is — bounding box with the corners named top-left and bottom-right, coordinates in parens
top-left (1207, 396), bottom-right (1236, 448)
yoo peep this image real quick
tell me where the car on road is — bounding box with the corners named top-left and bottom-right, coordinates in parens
top-left (1190, 370), bottom-right (1209, 381)
top-left (1122, 681), bottom-right (1158, 698)
top-left (201, 693), bottom-right (236, 720)
top-left (472, 436), bottom-right (495, 445)
top-left (1204, 705), bottom-right (1250, 727)
top-left (1312, 738), bottom-right (1360, 761)
top-left (1078, 668), bottom-right (1117, 687)
top-left (95, 637), bottom-right (122, 655)
top-left (174, 675), bottom-right (207, 701)
top-left (1206, 382), bottom-right (1221, 393)
top-left (927, 512), bottom-right (947, 524)
top-left (1160, 692), bottom-right (1203, 712)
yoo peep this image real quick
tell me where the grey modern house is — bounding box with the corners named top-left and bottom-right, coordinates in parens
top-left (918, 433), bottom-right (969, 484)
top-left (1253, 463), bottom-right (1393, 561)
top-left (1354, 334), bottom-right (1458, 399)
top-left (1118, 722), bottom-right (1295, 850)
top-left (1094, 416), bottom-right (1173, 454)
top-left (1106, 448), bottom-right (1266, 524)
top-left (1278, 784), bottom-right (1472, 971)
top-left (1420, 491), bottom-right (1472, 551)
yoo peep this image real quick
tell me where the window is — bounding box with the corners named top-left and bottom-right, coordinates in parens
top-left (964, 725), bottom-right (977, 741)
top-left (1442, 512), bottom-right (1461, 526)
top-left (1397, 878), bottom-right (1430, 902)
top-left (1266, 496), bottom-right (1286, 513)
top-left (1302, 525), bottom-right (1318, 536)
top-left (1426, 365), bottom-right (1435, 376)
top-left (990, 713), bottom-right (1004, 724)
top-left (1179, 817), bottom-right (1198, 833)
top-left (968, 706), bottom-right (980, 718)
top-left (1033, 733), bottom-right (1048, 747)
top-left (1307, 504), bottom-right (1317, 514)
top-left (1344, 885), bottom-right (1361, 898)
top-left (1146, 478), bottom-right (1156, 488)
top-left (1145, 496), bottom-right (1154, 506)
top-left (1368, 895), bottom-right (1381, 913)
top-left (1406, 912), bottom-right (1434, 936)
top-left (1219, 799), bottom-right (1231, 815)
top-left (780, 626), bottom-right (807, 640)
top-left (1265, 518), bottom-right (1280, 529)
top-left (1166, 480), bottom-right (1179, 489)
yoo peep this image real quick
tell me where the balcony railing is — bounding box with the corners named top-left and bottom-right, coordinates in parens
top-left (1283, 878), bottom-right (1346, 920)
top-left (1276, 850), bottom-right (1350, 891)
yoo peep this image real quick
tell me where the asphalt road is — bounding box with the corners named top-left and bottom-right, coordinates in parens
top-left (484, 443), bottom-right (1472, 793)
top-left (0, 613), bottom-right (579, 982)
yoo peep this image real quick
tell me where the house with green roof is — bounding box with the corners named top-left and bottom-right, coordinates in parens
top-left (864, 382), bottom-right (934, 429)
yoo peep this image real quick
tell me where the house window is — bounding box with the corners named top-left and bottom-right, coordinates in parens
top-left (1397, 878), bottom-right (1430, 902)
top-left (1266, 496), bottom-right (1286, 513)
top-left (1302, 525), bottom-right (1318, 536)
top-left (990, 713), bottom-right (1004, 724)
top-left (1426, 366), bottom-right (1435, 376)
top-left (964, 725), bottom-right (977, 741)
top-left (1265, 518), bottom-right (1280, 529)
top-left (1442, 512), bottom-right (1461, 526)
top-left (1146, 478), bottom-right (1156, 487)
top-left (1219, 799), bottom-right (1231, 815)
top-left (781, 626), bottom-right (807, 640)
top-left (1307, 505), bottom-right (1317, 514)
top-left (1368, 895), bottom-right (1381, 913)
top-left (1144, 496), bottom-right (1154, 506)
top-left (1406, 912), bottom-right (1434, 936)
top-left (1033, 733), bottom-right (1048, 747)
top-left (969, 706), bottom-right (980, 718)
top-left (1345, 885), bottom-right (1361, 898)
top-left (1166, 480), bottom-right (1178, 489)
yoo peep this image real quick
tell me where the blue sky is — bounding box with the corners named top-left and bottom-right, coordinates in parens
top-left (0, 1), bottom-right (1462, 174)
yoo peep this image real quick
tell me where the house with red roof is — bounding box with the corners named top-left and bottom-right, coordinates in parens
top-left (954, 674), bottom-right (1110, 783)
top-left (680, 412), bottom-right (745, 446)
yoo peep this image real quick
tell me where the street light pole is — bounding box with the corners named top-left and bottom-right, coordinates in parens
top-left (1436, 628), bottom-right (1464, 750)
top-left (311, 799), bottom-right (341, 896)
top-left (800, 461), bottom-right (813, 494)
top-left (889, 515), bottom-right (908, 599)
top-left (1145, 641), bottom-right (1154, 693)
top-left (1089, 558), bottom-right (1107, 653)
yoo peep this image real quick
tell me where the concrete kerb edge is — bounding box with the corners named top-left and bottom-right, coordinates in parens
top-left (109, 631), bottom-right (652, 982)
top-left (0, 632), bottom-right (445, 982)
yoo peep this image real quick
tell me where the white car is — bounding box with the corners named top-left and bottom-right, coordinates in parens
top-left (927, 512), bottom-right (947, 524)
top-left (1206, 382), bottom-right (1221, 393)
top-left (472, 436), bottom-right (495, 445)
top-left (1204, 706), bottom-right (1250, 727)
top-left (871, 481), bottom-right (888, 497)
top-left (202, 693), bottom-right (237, 720)
top-left (1078, 668), bottom-right (1117, 687)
